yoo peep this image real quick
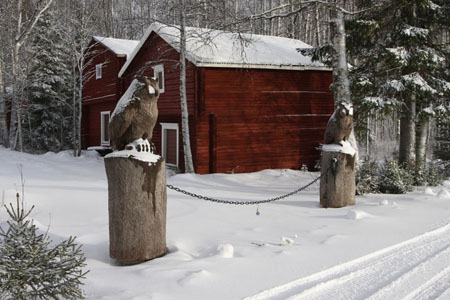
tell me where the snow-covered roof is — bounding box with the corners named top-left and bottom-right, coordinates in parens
top-left (119, 22), bottom-right (327, 77)
top-left (93, 36), bottom-right (139, 57)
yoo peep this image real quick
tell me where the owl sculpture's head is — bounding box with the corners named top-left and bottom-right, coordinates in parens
top-left (338, 102), bottom-right (353, 117)
top-left (136, 75), bottom-right (160, 98)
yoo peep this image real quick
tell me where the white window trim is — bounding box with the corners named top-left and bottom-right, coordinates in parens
top-left (160, 122), bottom-right (179, 167)
top-left (96, 64), bottom-right (102, 79)
top-left (100, 111), bottom-right (110, 146)
top-left (152, 64), bottom-right (165, 93)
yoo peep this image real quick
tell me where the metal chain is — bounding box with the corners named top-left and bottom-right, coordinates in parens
top-left (166, 169), bottom-right (326, 205)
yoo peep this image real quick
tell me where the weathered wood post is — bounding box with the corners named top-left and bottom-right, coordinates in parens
top-left (105, 76), bottom-right (167, 264)
top-left (320, 102), bottom-right (356, 208)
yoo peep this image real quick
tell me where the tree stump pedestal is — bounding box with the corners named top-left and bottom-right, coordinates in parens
top-left (320, 142), bottom-right (356, 208)
top-left (105, 153), bottom-right (167, 264)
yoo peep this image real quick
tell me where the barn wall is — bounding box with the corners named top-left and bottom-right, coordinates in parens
top-left (120, 33), bottom-right (197, 172)
top-left (82, 100), bottom-right (117, 147)
top-left (82, 41), bottom-right (126, 148)
top-left (195, 68), bottom-right (334, 174)
top-left (83, 42), bottom-right (125, 103)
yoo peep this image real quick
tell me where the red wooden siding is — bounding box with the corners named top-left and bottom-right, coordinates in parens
top-left (83, 42), bottom-right (125, 103)
top-left (82, 31), bottom-right (334, 175)
top-left (82, 101), bottom-right (117, 147)
top-left (194, 68), bottom-right (334, 174)
top-left (82, 40), bottom-right (126, 148)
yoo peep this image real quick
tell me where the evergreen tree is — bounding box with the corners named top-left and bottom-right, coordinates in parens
top-left (26, 13), bottom-right (73, 153)
top-left (0, 194), bottom-right (88, 299)
top-left (347, 0), bottom-right (450, 167)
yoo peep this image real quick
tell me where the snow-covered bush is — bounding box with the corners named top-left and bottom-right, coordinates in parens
top-left (356, 160), bottom-right (380, 195)
top-left (378, 160), bottom-right (413, 194)
top-left (425, 162), bottom-right (445, 186)
top-left (0, 194), bottom-right (88, 299)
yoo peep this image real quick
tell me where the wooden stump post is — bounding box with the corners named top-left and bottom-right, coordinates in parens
top-left (105, 155), bottom-right (167, 264)
top-left (320, 145), bottom-right (356, 208)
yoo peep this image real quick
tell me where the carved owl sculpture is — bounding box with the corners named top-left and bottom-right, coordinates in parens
top-left (109, 75), bottom-right (159, 151)
top-left (323, 102), bottom-right (353, 145)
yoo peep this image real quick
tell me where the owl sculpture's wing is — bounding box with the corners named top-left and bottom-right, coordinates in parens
top-left (109, 78), bottom-right (146, 150)
top-left (109, 106), bottom-right (135, 150)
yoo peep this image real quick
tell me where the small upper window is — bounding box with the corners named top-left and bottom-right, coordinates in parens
top-left (96, 64), bottom-right (102, 79)
top-left (152, 64), bottom-right (165, 93)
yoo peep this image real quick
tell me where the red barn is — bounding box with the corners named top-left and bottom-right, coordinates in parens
top-left (83, 23), bottom-right (334, 174)
top-left (82, 36), bottom-right (139, 152)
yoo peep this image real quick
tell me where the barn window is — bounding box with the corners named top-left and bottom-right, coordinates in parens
top-left (96, 64), bottom-right (102, 79)
top-left (100, 111), bottom-right (110, 146)
top-left (152, 64), bottom-right (165, 93)
top-left (160, 123), bottom-right (178, 166)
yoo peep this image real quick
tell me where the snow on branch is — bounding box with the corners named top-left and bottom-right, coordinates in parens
top-left (401, 25), bottom-right (429, 38)
top-left (386, 47), bottom-right (409, 65)
top-left (402, 72), bottom-right (437, 94)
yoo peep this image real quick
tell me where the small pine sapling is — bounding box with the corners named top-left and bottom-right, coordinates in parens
top-left (378, 159), bottom-right (413, 194)
top-left (356, 160), bottom-right (380, 195)
top-left (0, 193), bottom-right (88, 299)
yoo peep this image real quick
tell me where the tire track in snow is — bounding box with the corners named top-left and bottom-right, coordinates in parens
top-left (244, 221), bottom-right (450, 300)
top-left (403, 265), bottom-right (450, 300)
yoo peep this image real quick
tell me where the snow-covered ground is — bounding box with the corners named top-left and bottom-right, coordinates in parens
top-left (1, 146), bottom-right (449, 300)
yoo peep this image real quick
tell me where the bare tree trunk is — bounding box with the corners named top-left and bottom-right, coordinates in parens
top-left (329, 4), bottom-right (350, 104)
top-left (399, 95), bottom-right (416, 165)
top-left (74, 58), bottom-right (84, 157)
top-left (415, 119), bottom-right (428, 171)
top-left (179, 1), bottom-right (195, 173)
top-left (0, 60), bottom-right (9, 148)
top-left (314, 3), bottom-right (321, 46)
top-left (9, 46), bottom-right (21, 151)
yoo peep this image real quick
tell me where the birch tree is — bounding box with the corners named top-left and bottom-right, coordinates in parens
top-left (177, 0), bottom-right (195, 173)
top-left (0, 60), bottom-right (7, 148)
top-left (57, 0), bottom-right (99, 157)
top-left (7, 0), bottom-right (54, 152)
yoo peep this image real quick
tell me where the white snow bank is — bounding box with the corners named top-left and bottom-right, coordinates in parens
top-left (322, 141), bottom-right (356, 156)
top-left (280, 236), bottom-right (295, 246)
top-left (346, 209), bottom-right (373, 220)
top-left (1, 147), bottom-right (450, 300)
top-left (217, 243), bottom-right (234, 258)
top-left (379, 199), bottom-right (390, 206)
top-left (437, 189), bottom-right (450, 199)
top-left (424, 187), bottom-right (436, 196)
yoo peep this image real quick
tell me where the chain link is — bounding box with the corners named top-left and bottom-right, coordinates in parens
top-left (167, 169), bottom-right (326, 205)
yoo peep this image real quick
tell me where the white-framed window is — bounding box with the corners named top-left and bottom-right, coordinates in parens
top-left (160, 123), bottom-right (179, 166)
top-left (100, 111), bottom-right (110, 146)
top-left (152, 64), bottom-right (165, 93)
top-left (96, 64), bottom-right (102, 79)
